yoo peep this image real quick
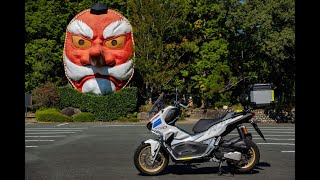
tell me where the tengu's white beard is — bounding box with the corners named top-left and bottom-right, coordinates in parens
top-left (63, 52), bottom-right (134, 95)
top-left (82, 78), bottom-right (116, 95)
top-left (63, 53), bottom-right (134, 81)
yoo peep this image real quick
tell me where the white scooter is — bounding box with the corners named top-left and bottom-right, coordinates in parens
top-left (133, 92), bottom-right (266, 176)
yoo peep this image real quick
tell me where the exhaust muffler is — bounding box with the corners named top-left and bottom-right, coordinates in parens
top-left (223, 151), bottom-right (242, 161)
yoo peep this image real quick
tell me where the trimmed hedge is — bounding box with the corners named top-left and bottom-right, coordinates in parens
top-left (73, 112), bottom-right (95, 122)
top-left (35, 108), bottom-right (73, 122)
top-left (58, 86), bottom-right (138, 121)
top-left (115, 117), bottom-right (140, 122)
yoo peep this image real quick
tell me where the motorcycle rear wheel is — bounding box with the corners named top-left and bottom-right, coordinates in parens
top-left (133, 143), bottom-right (169, 176)
top-left (226, 140), bottom-right (260, 173)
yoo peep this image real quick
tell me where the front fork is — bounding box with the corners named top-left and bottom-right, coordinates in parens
top-left (237, 124), bottom-right (252, 140)
top-left (144, 139), bottom-right (161, 164)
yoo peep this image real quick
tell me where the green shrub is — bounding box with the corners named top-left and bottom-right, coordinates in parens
top-left (116, 117), bottom-right (129, 122)
top-left (229, 103), bottom-right (244, 111)
top-left (35, 108), bottom-right (73, 122)
top-left (73, 112), bottom-right (95, 122)
top-left (31, 82), bottom-right (60, 110)
top-left (127, 118), bottom-right (140, 122)
top-left (214, 101), bottom-right (231, 108)
top-left (139, 104), bottom-right (152, 112)
top-left (178, 117), bottom-right (186, 121)
top-left (58, 86), bottom-right (138, 121)
top-left (115, 117), bottom-right (140, 122)
top-left (126, 112), bottom-right (138, 118)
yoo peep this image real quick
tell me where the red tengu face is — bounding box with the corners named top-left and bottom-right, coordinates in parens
top-left (63, 9), bottom-right (135, 95)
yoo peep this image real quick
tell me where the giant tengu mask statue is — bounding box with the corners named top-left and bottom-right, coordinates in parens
top-left (63, 2), bottom-right (135, 95)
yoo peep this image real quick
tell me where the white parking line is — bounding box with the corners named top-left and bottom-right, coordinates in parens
top-left (247, 129), bottom-right (295, 131)
top-left (232, 131), bottom-right (294, 134)
top-left (25, 130), bottom-right (83, 131)
top-left (97, 125), bottom-right (145, 127)
top-left (25, 140), bottom-right (55, 142)
top-left (25, 136), bottom-right (66, 137)
top-left (25, 127), bottom-right (85, 149)
top-left (257, 143), bottom-right (295, 145)
top-left (258, 135), bottom-right (295, 137)
top-left (56, 123), bottom-right (69, 126)
top-left (247, 127), bottom-right (294, 129)
top-left (253, 138), bottom-right (295, 140)
top-left (25, 128), bottom-right (87, 130)
top-left (281, 151), bottom-right (295, 153)
top-left (229, 134), bottom-right (295, 137)
top-left (25, 132), bottom-right (76, 134)
top-left (253, 131), bottom-right (294, 133)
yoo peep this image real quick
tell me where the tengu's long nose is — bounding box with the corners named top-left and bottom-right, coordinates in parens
top-left (90, 54), bottom-right (106, 67)
top-left (88, 40), bottom-right (116, 67)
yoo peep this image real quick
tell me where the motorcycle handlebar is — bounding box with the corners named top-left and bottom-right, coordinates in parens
top-left (174, 101), bottom-right (189, 109)
top-left (179, 103), bottom-right (190, 109)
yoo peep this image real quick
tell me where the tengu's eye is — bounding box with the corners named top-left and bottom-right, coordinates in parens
top-left (111, 40), bottom-right (117, 46)
top-left (78, 39), bottom-right (84, 45)
top-left (105, 36), bottom-right (126, 48)
top-left (72, 36), bottom-right (91, 48)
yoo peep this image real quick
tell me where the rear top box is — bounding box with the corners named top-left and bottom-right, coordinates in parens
top-left (249, 83), bottom-right (274, 107)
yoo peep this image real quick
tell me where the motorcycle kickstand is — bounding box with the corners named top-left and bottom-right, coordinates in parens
top-left (218, 161), bottom-right (234, 176)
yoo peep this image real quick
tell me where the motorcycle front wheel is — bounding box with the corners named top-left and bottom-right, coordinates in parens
top-left (226, 140), bottom-right (260, 173)
top-left (133, 143), bottom-right (169, 176)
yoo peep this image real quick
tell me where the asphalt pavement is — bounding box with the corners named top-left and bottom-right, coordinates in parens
top-left (25, 121), bottom-right (295, 180)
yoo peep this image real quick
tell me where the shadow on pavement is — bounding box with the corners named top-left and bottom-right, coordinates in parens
top-left (254, 161), bottom-right (271, 171)
top-left (137, 162), bottom-right (271, 176)
top-left (161, 163), bottom-right (266, 176)
top-left (257, 162), bottom-right (271, 167)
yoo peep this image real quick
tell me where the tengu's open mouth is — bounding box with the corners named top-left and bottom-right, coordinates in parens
top-left (71, 74), bottom-right (125, 91)
top-left (63, 53), bottom-right (134, 93)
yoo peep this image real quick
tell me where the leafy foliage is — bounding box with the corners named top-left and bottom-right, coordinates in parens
top-left (128, 0), bottom-right (196, 99)
top-left (25, 0), bottom-right (129, 93)
top-left (31, 81), bottom-right (60, 109)
top-left (115, 117), bottom-right (140, 122)
top-left (26, 0), bottom-right (295, 111)
top-left (58, 86), bottom-right (138, 121)
top-left (35, 108), bottom-right (73, 122)
top-left (223, 0), bottom-right (295, 108)
top-left (73, 112), bottom-right (96, 122)
top-left (25, 39), bottom-right (66, 93)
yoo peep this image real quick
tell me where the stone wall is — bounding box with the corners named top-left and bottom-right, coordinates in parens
top-left (184, 109), bottom-right (228, 119)
top-left (184, 108), bottom-right (275, 123)
top-left (138, 108), bottom-right (276, 123)
top-left (252, 109), bottom-right (275, 123)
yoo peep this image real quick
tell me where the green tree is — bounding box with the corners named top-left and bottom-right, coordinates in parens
top-left (25, 0), bottom-right (74, 93)
top-left (176, 0), bottom-right (236, 108)
top-left (128, 0), bottom-right (196, 103)
top-left (224, 0), bottom-right (295, 109)
top-left (25, 0), bottom-right (130, 93)
top-left (25, 0), bottom-right (295, 111)
top-left (25, 39), bottom-right (66, 92)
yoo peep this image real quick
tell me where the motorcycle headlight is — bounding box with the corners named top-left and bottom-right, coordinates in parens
top-left (146, 122), bottom-right (152, 130)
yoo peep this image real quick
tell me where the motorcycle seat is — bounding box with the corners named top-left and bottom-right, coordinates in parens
top-left (192, 112), bottom-right (235, 133)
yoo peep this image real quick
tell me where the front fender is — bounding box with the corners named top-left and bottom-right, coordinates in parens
top-left (143, 139), bottom-right (160, 157)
